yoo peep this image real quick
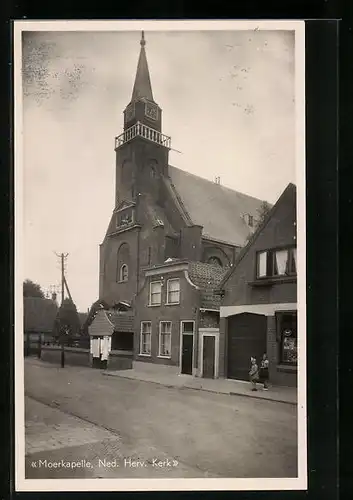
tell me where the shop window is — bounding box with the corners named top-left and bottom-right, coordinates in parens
top-left (277, 312), bottom-right (297, 365)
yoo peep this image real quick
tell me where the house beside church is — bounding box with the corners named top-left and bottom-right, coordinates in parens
top-left (218, 183), bottom-right (298, 387)
top-left (88, 31), bottom-right (268, 377)
top-left (24, 296), bottom-right (58, 354)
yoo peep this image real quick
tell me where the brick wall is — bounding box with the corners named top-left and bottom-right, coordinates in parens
top-left (134, 269), bottom-right (199, 368)
top-left (222, 187), bottom-right (297, 308)
top-left (180, 226), bottom-right (203, 261)
top-left (199, 311), bottom-right (219, 329)
top-left (202, 241), bottom-right (237, 267)
top-left (107, 351), bottom-right (133, 371)
top-left (41, 346), bottom-right (90, 367)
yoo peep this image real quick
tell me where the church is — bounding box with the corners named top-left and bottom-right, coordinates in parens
top-left (88, 32), bottom-right (266, 378)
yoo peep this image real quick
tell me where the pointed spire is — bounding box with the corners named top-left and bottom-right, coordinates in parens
top-left (131, 31), bottom-right (154, 102)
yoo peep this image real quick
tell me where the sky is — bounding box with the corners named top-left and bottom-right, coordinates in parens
top-left (21, 26), bottom-right (298, 312)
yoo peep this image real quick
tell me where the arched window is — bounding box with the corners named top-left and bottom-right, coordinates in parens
top-left (120, 264), bottom-right (128, 282)
top-left (116, 243), bottom-right (130, 282)
top-left (208, 256), bottom-right (223, 267)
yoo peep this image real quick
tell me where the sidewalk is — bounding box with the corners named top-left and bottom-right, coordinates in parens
top-left (103, 367), bottom-right (297, 405)
top-left (25, 357), bottom-right (297, 405)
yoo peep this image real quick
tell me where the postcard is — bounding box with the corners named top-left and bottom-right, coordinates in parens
top-left (14, 19), bottom-right (306, 492)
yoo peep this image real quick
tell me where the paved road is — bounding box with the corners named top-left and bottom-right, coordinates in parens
top-left (24, 361), bottom-right (298, 479)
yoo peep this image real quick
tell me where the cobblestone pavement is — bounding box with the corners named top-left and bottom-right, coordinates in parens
top-left (24, 360), bottom-right (298, 479)
top-left (25, 397), bottom-right (202, 479)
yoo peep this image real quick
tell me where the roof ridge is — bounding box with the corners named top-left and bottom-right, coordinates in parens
top-left (163, 174), bottom-right (193, 225)
top-left (168, 165), bottom-right (265, 204)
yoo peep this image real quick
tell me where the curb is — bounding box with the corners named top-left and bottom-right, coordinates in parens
top-left (229, 391), bottom-right (296, 406)
top-left (102, 372), bottom-right (297, 406)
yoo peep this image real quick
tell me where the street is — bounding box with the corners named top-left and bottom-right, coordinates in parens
top-left (24, 360), bottom-right (298, 479)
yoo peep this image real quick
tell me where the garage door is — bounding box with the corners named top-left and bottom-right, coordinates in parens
top-left (227, 313), bottom-right (267, 381)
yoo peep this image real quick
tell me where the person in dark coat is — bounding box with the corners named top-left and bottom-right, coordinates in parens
top-left (260, 353), bottom-right (270, 390)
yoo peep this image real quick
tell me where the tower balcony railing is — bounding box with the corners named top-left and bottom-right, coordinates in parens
top-left (115, 121), bottom-right (171, 150)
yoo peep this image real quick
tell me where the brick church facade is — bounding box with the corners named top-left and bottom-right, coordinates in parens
top-left (88, 32), bottom-right (266, 377)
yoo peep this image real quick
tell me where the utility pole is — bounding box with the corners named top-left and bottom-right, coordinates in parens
top-left (55, 252), bottom-right (69, 306)
top-left (54, 252), bottom-right (69, 368)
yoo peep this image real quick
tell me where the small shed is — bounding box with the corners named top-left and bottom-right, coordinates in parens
top-left (88, 305), bottom-right (134, 369)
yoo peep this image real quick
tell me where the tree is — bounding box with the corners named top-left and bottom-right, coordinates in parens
top-left (245, 201), bottom-right (272, 243)
top-left (256, 201), bottom-right (272, 227)
top-left (23, 279), bottom-right (45, 298)
top-left (52, 298), bottom-right (81, 345)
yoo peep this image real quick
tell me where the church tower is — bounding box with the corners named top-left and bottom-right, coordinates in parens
top-left (114, 31), bottom-right (171, 209)
top-left (99, 31), bottom-right (173, 305)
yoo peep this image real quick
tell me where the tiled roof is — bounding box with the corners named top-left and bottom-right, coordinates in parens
top-left (188, 262), bottom-right (228, 310)
top-left (167, 166), bottom-right (266, 246)
top-left (24, 297), bottom-right (58, 333)
top-left (106, 311), bottom-right (134, 332)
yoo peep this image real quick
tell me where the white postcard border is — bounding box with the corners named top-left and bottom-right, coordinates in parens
top-left (14, 19), bottom-right (306, 492)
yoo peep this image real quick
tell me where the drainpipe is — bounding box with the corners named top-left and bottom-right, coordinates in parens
top-left (194, 293), bottom-right (201, 376)
top-left (136, 227), bottom-right (140, 296)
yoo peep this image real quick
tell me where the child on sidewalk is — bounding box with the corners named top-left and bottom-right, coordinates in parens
top-left (249, 356), bottom-right (259, 391)
top-left (260, 353), bottom-right (270, 390)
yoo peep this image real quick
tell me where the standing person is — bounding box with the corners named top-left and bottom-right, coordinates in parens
top-left (260, 353), bottom-right (270, 390)
top-left (249, 356), bottom-right (259, 391)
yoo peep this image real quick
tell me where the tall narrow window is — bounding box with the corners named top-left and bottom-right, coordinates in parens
top-left (274, 249), bottom-right (289, 276)
top-left (257, 251), bottom-right (267, 277)
top-left (119, 264), bottom-right (128, 282)
top-left (140, 322), bottom-right (151, 355)
top-left (159, 321), bottom-right (172, 357)
top-left (149, 281), bottom-right (162, 306)
top-left (167, 279), bottom-right (180, 304)
top-left (116, 243), bottom-right (130, 282)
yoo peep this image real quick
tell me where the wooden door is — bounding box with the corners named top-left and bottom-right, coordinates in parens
top-left (202, 335), bottom-right (215, 379)
top-left (227, 313), bottom-right (267, 381)
top-left (181, 334), bottom-right (193, 375)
